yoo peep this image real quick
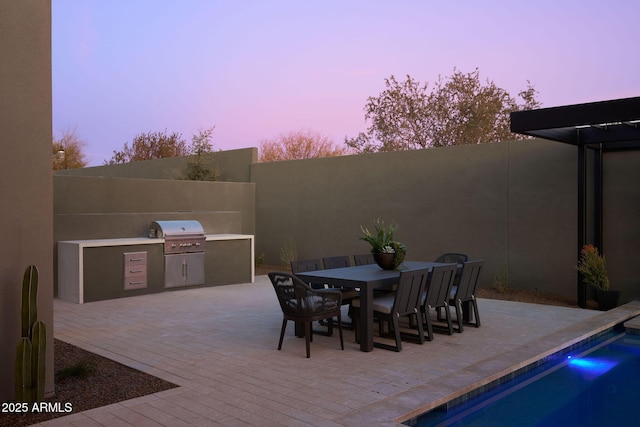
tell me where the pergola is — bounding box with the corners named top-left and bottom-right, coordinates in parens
top-left (510, 96), bottom-right (640, 307)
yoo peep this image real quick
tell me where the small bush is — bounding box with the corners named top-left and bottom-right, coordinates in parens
top-left (492, 267), bottom-right (511, 293)
top-left (279, 238), bottom-right (298, 266)
top-left (55, 360), bottom-right (98, 382)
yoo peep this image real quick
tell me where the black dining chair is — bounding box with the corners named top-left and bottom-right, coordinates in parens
top-left (290, 259), bottom-right (323, 288)
top-left (322, 256), bottom-right (358, 329)
top-left (435, 253), bottom-right (469, 264)
top-left (435, 252), bottom-right (468, 289)
top-left (351, 268), bottom-right (428, 352)
top-left (268, 272), bottom-right (344, 358)
top-left (292, 258), bottom-right (357, 331)
top-left (420, 263), bottom-right (457, 340)
top-left (323, 255), bottom-right (351, 269)
top-left (353, 253), bottom-right (375, 266)
top-left (447, 260), bottom-right (484, 332)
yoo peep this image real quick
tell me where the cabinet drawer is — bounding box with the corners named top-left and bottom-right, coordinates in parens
top-left (124, 276), bottom-right (147, 291)
top-left (124, 251), bottom-right (147, 266)
top-left (124, 265), bottom-right (147, 277)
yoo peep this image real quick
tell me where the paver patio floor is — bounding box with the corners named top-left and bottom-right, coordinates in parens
top-left (39, 276), bottom-right (640, 426)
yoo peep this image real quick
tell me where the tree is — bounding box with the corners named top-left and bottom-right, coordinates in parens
top-left (181, 127), bottom-right (220, 181)
top-left (259, 129), bottom-right (350, 162)
top-left (52, 127), bottom-right (87, 170)
top-left (345, 68), bottom-right (540, 153)
top-left (106, 130), bottom-right (189, 164)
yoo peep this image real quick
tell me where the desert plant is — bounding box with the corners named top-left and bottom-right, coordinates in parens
top-left (279, 238), bottom-right (298, 266)
top-left (576, 244), bottom-right (610, 291)
top-left (492, 267), bottom-right (511, 293)
top-left (15, 265), bottom-right (46, 403)
top-left (55, 360), bottom-right (98, 382)
top-left (359, 218), bottom-right (400, 254)
top-left (359, 219), bottom-right (407, 269)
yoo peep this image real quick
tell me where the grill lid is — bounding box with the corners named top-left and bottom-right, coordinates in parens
top-left (149, 220), bottom-right (205, 238)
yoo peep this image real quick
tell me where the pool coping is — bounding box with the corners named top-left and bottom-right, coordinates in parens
top-left (339, 300), bottom-right (640, 426)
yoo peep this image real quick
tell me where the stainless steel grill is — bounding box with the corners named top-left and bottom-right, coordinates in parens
top-left (149, 220), bottom-right (206, 288)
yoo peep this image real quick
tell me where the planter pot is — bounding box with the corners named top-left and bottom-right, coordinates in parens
top-left (373, 253), bottom-right (395, 270)
top-left (595, 289), bottom-right (621, 311)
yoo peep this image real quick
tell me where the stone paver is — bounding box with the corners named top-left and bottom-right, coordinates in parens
top-left (39, 276), bottom-right (640, 426)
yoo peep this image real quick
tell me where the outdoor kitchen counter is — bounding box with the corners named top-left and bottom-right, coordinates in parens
top-left (58, 234), bottom-right (254, 304)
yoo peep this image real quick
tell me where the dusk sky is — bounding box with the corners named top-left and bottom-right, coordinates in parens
top-left (52, 1), bottom-right (640, 166)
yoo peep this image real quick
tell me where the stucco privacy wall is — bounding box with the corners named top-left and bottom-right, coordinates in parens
top-left (252, 138), bottom-right (580, 300)
top-left (56, 147), bottom-right (257, 183)
top-left (0, 0), bottom-right (54, 401)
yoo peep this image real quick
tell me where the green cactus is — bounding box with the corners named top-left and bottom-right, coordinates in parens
top-left (15, 265), bottom-right (46, 403)
top-left (15, 338), bottom-right (33, 403)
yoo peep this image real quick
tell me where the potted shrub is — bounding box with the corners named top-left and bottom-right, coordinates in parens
top-left (576, 244), bottom-right (620, 310)
top-left (359, 219), bottom-right (406, 270)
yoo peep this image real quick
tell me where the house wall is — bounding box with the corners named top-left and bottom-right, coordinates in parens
top-left (0, 0), bottom-right (54, 401)
top-left (602, 150), bottom-right (640, 303)
top-left (252, 138), bottom-right (584, 301)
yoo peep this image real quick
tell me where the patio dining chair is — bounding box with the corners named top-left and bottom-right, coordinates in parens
top-left (292, 258), bottom-right (356, 332)
top-left (290, 259), bottom-right (324, 288)
top-left (351, 268), bottom-right (428, 352)
top-left (420, 263), bottom-right (457, 340)
top-left (322, 256), bottom-right (358, 329)
top-left (435, 252), bottom-right (468, 288)
top-left (268, 272), bottom-right (344, 358)
top-left (447, 260), bottom-right (484, 332)
top-left (323, 255), bottom-right (351, 269)
top-left (435, 253), bottom-right (469, 264)
top-left (353, 253), bottom-right (375, 266)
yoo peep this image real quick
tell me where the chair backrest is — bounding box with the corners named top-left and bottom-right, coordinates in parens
top-left (323, 255), bottom-right (351, 269)
top-left (290, 259), bottom-right (322, 273)
top-left (290, 259), bottom-right (324, 289)
top-left (353, 253), bottom-right (375, 266)
top-left (393, 268), bottom-right (429, 317)
top-left (268, 271), bottom-right (341, 317)
top-left (435, 253), bottom-right (469, 264)
top-left (269, 271), bottom-right (304, 316)
top-left (454, 260), bottom-right (484, 302)
top-left (424, 264), bottom-right (457, 309)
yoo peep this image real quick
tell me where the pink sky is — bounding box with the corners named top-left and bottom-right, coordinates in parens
top-left (52, 1), bottom-right (640, 165)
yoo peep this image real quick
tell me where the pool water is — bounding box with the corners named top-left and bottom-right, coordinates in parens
top-left (414, 331), bottom-right (640, 427)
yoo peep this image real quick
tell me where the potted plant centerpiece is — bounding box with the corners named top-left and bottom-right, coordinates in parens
top-left (576, 244), bottom-right (620, 310)
top-left (359, 219), bottom-right (406, 270)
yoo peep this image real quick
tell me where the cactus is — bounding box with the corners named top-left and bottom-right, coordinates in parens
top-left (14, 265), bottom-right (46, 403)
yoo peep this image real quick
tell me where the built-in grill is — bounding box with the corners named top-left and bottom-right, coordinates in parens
top-left (149, 220), bottom-right (206, 288)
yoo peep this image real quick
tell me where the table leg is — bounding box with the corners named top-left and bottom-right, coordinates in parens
top-left (360, 285), bottom-right (374, 352)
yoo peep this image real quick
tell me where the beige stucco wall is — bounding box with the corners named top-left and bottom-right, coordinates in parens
top-left (0, 0), bottom-right (54, 401)
top-left (56, 147), bottom-right (258, 183)
top-left (252, 138), bottom-right (583, 301)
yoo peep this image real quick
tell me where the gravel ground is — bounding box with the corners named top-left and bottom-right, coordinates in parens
top-left (0, 339), bottom-right (177, 427)
top-left (1, 267), bottom-right (586, 427)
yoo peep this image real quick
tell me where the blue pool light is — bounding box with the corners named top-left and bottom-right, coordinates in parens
top-left (567, 356), bottom-right (618, 378)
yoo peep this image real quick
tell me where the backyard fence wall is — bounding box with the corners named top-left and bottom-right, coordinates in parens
top-left (252, 139), bottom-right (583, 300)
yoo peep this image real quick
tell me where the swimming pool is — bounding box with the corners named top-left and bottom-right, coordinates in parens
top-left (412, 329), bottom-right (640, 426)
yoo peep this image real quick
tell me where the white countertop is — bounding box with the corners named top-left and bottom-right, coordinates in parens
top-left (59, 234), bottom-right (253, 248)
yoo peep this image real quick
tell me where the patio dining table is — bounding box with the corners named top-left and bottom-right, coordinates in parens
top-left (296, 261), bottom-right (448, 352)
